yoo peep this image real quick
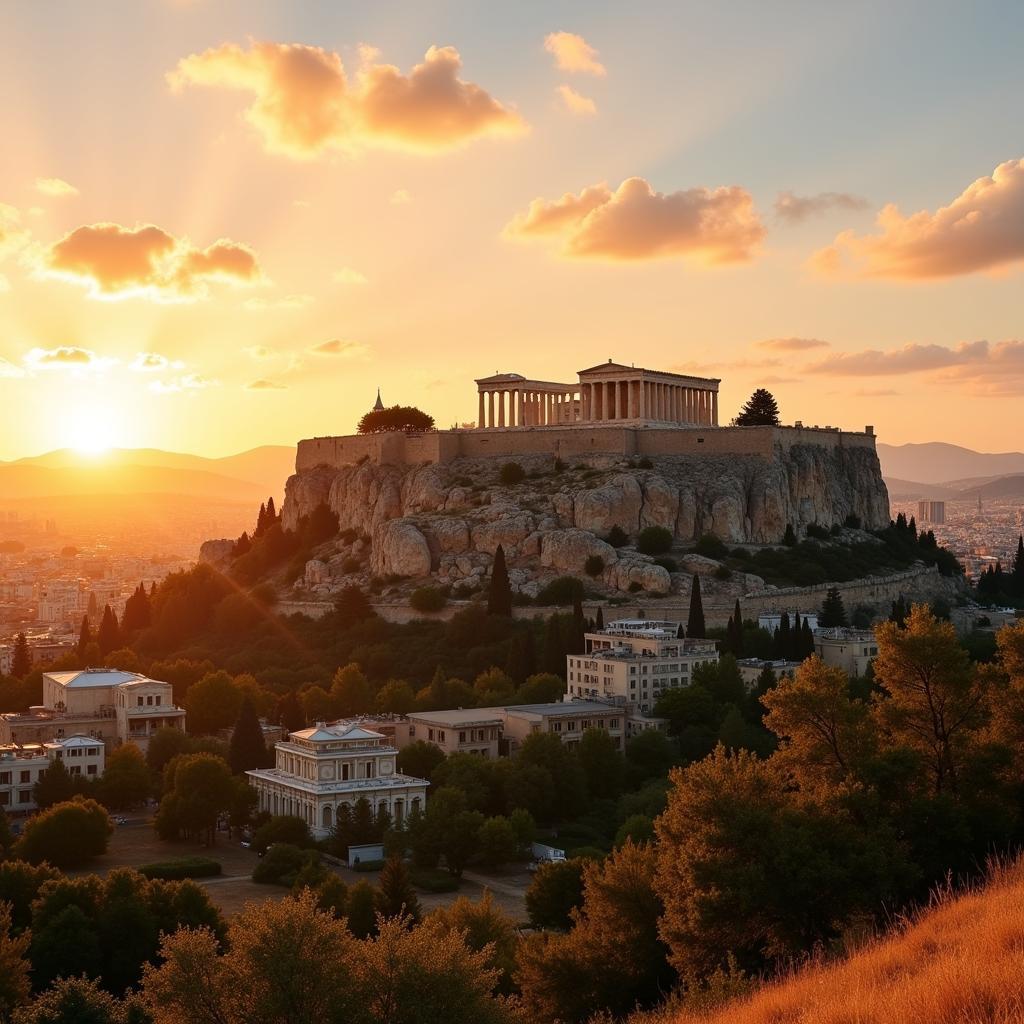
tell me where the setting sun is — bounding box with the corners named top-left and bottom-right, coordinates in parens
top-left (66, 406), bottom-right (119, 456)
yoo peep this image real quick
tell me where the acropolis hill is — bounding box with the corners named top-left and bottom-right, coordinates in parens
top-left (264, 360), bottom-right (896, 604)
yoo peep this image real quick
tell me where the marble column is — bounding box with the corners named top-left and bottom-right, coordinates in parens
top-left (487, 391), bottom-right (495, 428)
top-left (712, 392), bottom-right (718, 426)
top-left (478, 392), bottom-right (485, 429)
top-left (498, 390), bottom-right (506, 428)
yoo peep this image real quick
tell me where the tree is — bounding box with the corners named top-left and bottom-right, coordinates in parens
top-left (99, 743), bottom-right (152, 809)
top-left (331, 664), bottom-right (372, 717)
top-left (375, 679), bottom-right (415, 715)
top-left (156, 753), bottom-right (234, 844)
top-left (782, 523), bottom-right (797, 546)
top-left (32, 759), bottom-right (77, 810)
top-left (428, 891), bottom-right (519, 995)
top-left (396, 741), bottom-right (445, 781)
top-left (376, 856), bottom-right (421, 922)
top-left (276, 689), bottom-right (305, 732)
top-left (487, 545), bottom-right (513, 617)
top-left (514, 673), bottom-right (563, 705)
top-left (345, 880), bottom-right (379, 940)
top-left (614, 814), bottom-right (655, 847)
top-left (577, 727), bottom-right (624, 799)
top-left (0, 861), bottom-right (60, 933)
top-left (228, 697), bottom-right (270, 774)
top-left (146, 727), bottom-right (191, 774)
top-left (253, 815), bottom-right (311, 854)
top-left (0, 902), bottom-right (30, 1022)
top-left (15, 798), bottom-right (112, 868)
top-left (516, 732), bottom-right (587, 822)
top-left (357, 404), bottom-right (435, 434)
top-left (686, 576), bottom-right (705, 639)
top-left (10, 636), bottom-right (29, 681)
top-left (477, 816), bottom-right (518, 869)
top-left (541, 615), bottom-right (568, 679)
top-left (334, 586), bottom-right (375, 624)
top-left (525, 859), bottom-right (586, 930)
top-left (636, 526), bottom-right (673, 555)
top-left (184, 671), bottom-right (243, 736)
top-left (14, 976), bottom-right (135, 1024)
top-left (97, 605), bottom-right (121, 658)
top-left (77, 616), bottom-right (93, 663)
top-left (873, 604), bottom-right (987, 796)
top-left (735, 388), bottom-right (780, 426)
top-left (819, 587), bottom-right (849, 628)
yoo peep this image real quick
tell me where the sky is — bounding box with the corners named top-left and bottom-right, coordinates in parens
top-left (1, 0), bottom-right (1023, 460)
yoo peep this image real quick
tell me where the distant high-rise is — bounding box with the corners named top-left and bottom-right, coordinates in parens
top-left (917, 500), bottom-right (946, 525)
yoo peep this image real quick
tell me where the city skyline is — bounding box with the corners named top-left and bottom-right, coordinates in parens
top-left (2, 1), bottom-right (1024, 459)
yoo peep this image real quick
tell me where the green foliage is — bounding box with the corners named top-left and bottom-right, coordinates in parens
top-left (498, 462), bottom-right (526, 485)
top-left (357, 404), bottom-right (435, 433)
top-left (686, 575), bottom-right (706, 638)
top-left (253, 815), bottom-right (311, 854)
top-left (183, 670), bottom-right (243, 736)
top-left (819, 586), bottom-right (849, 627)
top-left (32, 759), bottom-right (82, 810)
top-left (577, 728), bottom-right (625, 799)
top-left (228, 697), bottom-right (270, 774)
top-left (605, 526), bottom-right (629, 548)
top-left (614, 814), bottom-right (655, 847)
top-left (735, 388), bottom-right (780, 426)
top-left (376, 856), bottom-right (421, 922)
top-left (155, 753), bottom-right (234, 844)
top-left (535, 576), bottom-right (584, 606)
top-left (477, 816), bottom-right (518, 869)
top-left (409, 867), bottom-right (461, 893)
top-left (137, 857), bottom-right (222, 881)
top-left (397, 741), bottom-right (446, 781)
top-left (584, 554), bottom-right (605, 577)
top-left (654, 556), bottom-right (678, 573)
top-left (252, 844), bottom-right (320, 886)
top-left (637, 526), bottom-right (673, 555)
top-left (410, 586), bottom-right (447, 613)
top-left (693, 533), bottom-right (728, 559)
top-left (15, 798), bottom-right (112, 868)
top-left (487, 545), bottom-right (513, 617)
top-left (525, 859), bottom-right (586, 930)
top-left (14, 976), bottom-right (135, 1024)
top-left (99, 743), bottom-right (152, 809)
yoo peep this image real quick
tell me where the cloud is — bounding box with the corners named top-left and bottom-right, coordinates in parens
top-left (544, 32), bottom-right (606, 76)
top-left (38, 222), bottom-right (261, 301)
top-left (556, 84), bottom-right (596, 116)
top-left (35, 177), bottom-right (79, 198)
top-left (245, 378), bottom-right (287, 391)
top-left (309, 338), bottom-right (368, 357)
top-left (811, 158), bottom-right (1024, 279)
top-left (169, 41), bottom-right (525, 157)
top-left (804, 339), bottom-right (1024, 396)
top-left (243, 293), bottom-right (312, 311)
top-left (24, 345), bottom-right (114, 371)
top-left (130, 352), bottom-right (173, 372)
top-left (334, 267), bottom-right (368, 285)
top-left (774, 191), bottom-right (868, 224)
top-left (390, 189), bottom-right (412, 205)
top-left (505, 177), bottom-right (765, 264)
top-left (149, 373), bottom-right (216, 394)
top-left (756, 337), bottom-right (830, 352)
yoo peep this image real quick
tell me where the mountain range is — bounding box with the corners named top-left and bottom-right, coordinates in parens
top-left (878, 443), bottom-right (1024, 501)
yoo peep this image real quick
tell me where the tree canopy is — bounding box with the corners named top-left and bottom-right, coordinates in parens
top-left (735, 388), bottom-right (781, 426)
top-left (357, 405), bottom-right (435, 434)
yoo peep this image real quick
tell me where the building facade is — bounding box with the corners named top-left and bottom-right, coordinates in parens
top-left (0, 734), bottom-right (105, 814)
top-left (813, 628), bottom-right (879, 676)
top-left (247, 722), bottom-right (429, 840)
top-left (566, 619), bottom-right (720, 718)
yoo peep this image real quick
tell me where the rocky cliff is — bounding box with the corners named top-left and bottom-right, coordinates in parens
top-left (276, 445), bottom-right (890, 599)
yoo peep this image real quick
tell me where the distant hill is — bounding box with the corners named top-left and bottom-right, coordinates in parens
top-left (878, 442), bottom-right (1024, 485)
top-left (882, 478), bottom-right (961, 501)
top-left (653, 861), bottom-right (1024, 1024)
top-left (0, 446), bottom-right (296, 504)
top-left (959, 474), bottom-right (1024, 500)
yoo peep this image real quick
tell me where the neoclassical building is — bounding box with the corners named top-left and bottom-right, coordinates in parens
top-left (246, 721), bottom-right (428, 839)
top-left (475, 359), bottom-right (720, 429)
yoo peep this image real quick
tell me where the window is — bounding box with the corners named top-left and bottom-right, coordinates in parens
top-left (18, 790), bottom-right (31, 804)
top-left (0, 772), bottom-right (8, 785)
top-left (408, 725), bottom-right (416, 737)
top-left (69, 765), bottom-right (81, 776)
top-left (459, 731), bottom-right (466, 743)
top-left (428, 728), bottom-right (435, 741)
top-left (0, 793), bottom-right (8, 806)
top-left (19, 771), bottom-right (29, 785)
top-left (156, 696), bottom-right (162, 706)
top-left (137, 697), bottom-right (144, 707)
top-left (146, 695), bottom-right (153, 706)
top-left (439, 731), bottom-right (446, 743)
top-left (87, 765), bottom-right (97, 776)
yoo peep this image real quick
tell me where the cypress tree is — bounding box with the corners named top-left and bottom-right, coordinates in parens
top-left (676, 621), bottom-right (685, 639)
top-left (595, 606), bottom-right (605, 630)
top-left (568, 593), bottom-right (586, 655)
top-left (376, 855), bottom-right (421, 922)
top-left (775, 612), bottom-right (791, 659)
top-left (96, 605), bottom-right (120, 657)
top-left (686, 576), bottom-right (705, 639)
top-left (267, 496), bottom-right (277, 522)
top-left (542, 614), bottom-right (568, 678)
top-left (732, 599), bottom-right (743, 656)
top-left (789, 612), bottom-right (802, 661)
top-left (11, 634), bottom-right (30, 679)
top-left (800, 618), bottom-right (815, 659)
top-left (77, 616), bottom-right (92, 663)
top-left (229, 697), bottom-right (270, 773)
top-left (1012, 535), bottom-right (1024, 598)
top-left (783, 523), bottom-right (797, 546)
top-left (487, 544), bottom-right (513, 617)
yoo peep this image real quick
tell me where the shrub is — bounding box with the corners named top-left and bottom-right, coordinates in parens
top-left (536, 576), bottom-right (584, 606)
top-left (499, 462), bottom-right (525, 485)
top-left (352, 859), bottom-right (387, 872)
top-left (628, 582), bottom-right (643, 593)
top-left (637, 526), bottom-right (673, 555)
top-left (138, 856), bottom-right (223, 880)
top-left (714, 565), bottom-right (732, 580)
top-left (253, 815), bottom-right (312, 854)
top-left (410, 867), bottom-right (461, 892)
top-left (806, 522), bottom-right (830, 540)
top-left (410, 586), bottom-right (447, 613)
top-left (252, 844), bottom-right (318, 886)
top-left (694, 534), bottom-right (729, 559)
top-left (606, 525), bottom-right (629, 548)
top-left (654, 557), bottom-right (678, 573)
top-left (584, 555), bottom-right (605, 577)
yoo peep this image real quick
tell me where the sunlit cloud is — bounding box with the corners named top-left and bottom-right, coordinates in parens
top-left (130, 352), bottom-right (177, 372)
top-left (309, 338), bottom-right (368, 357)
top-left (149, 373), bottom-right (216, 393)
top-left (23, 345), bottom-right (118, 373)
top-left (544, 32), bottom-right (606, 76)
top-left (505, 177), bottom-right (765, 264)
top-left (334, 267), bottom-right (368, 285)
top-left (245, 378), bottom-right (288, 391)
top-left (36, 222), bottom-right (261, 301)
top-left (35, 177), bottom-right (79, 198)
top-left (243, 293), bottom-right (312, 311)
top-left (390, 189), bottom-right (412, 205)
top-left (756, 337), bottom-right (830, 351)
top-left (774, 191), bottom-right (868, 224)
top-left (169, 41), bottom-right (525, 158)
top-left (556, 84), bottom-right (596, 116)
top-left (811, 158), bottom-right (1024, 279)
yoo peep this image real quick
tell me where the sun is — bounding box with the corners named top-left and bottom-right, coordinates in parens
top-left (66, 406), bottom-right (120, 456)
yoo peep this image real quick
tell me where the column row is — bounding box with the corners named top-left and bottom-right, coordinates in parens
top-left (477, 389), bottom-right (578, 428)
top-left (580, 381), bottom-right (718, 425)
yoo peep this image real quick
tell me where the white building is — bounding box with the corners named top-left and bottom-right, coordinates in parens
top-left (0, 734), bottom-right (105, 814)
top-left (247, 721), bottom-right (429, 840)
top-left (0, 669), bottom-right (185, 752)
top-left (813, 628), bottom-right (878, 676)
top-left (566, 619), bottom-right (719, 720)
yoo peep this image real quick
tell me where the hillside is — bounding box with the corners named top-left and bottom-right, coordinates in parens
top-left (878, 442), bottom-right (1024, 484)
top-left (647, 863), bottom-right (1024, 1024)
top-left (960, 475), bottom-right (1024, 500)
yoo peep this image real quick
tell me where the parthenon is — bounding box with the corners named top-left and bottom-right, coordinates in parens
top-left (475, 360), bottom-right (720, 429)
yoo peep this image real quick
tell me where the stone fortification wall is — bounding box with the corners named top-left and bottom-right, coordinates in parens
top-left (295, 424), bottom-right (875, 473)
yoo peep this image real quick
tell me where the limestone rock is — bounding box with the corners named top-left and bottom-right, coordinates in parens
top-left (640, 476), bottom-right (680, 531)
top-left (540, 529), bottom-right (618, 573)
top-left (199, 538), bottom-right (235, 567)
top-left (304, 559), bottom-right (330, 586)
top-left (371, 519), bottom-right (432, 577)
top-left (428, 518), bottom-right (471, 554)
top-left (573, 475), bottom-right (643, 535)
top-left (604, 558), bottom-right (672, 594)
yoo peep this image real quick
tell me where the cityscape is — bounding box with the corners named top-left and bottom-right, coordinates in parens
top-left (1, 3), bottom-right (1024, 1023)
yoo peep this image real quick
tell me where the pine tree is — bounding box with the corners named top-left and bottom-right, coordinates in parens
top-left (487, 544), bottom-right (513, 617)
top-left (889, 594), bottom-right (909, 628)
top-left (255, 502), bottom-right (268, 536)
top-left (11, 634), bottom-right (30, 679)
top-left (735, 388), bottom-right (780, 426)
top-left (676, 621), bottom-right (685, 639)
top-left (96, 605), bottom-right (120, 657)
top-left (266, 496), bottom-right (277, 522)
top-left (1012, 535), bottom-right (1024, 598)
top-left (77, 616), bottom-right (92, 663)
top-left (234, 531), bottom-right (252, 556)
top-left (819, 587), bottom-right (849, 628)
top-left (686, 576), bottom-right (705, 639)
top-left (229, 697), bottom-right (270, 773)
top-left (376, 856), bottom-right (421, 922)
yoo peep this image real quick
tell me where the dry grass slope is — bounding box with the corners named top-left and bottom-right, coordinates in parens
top-left (660, 861), bottom-right (1024, 1024)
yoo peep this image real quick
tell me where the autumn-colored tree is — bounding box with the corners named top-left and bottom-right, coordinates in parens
top-left (428, 891), bottom-right (518, 994)
top-left (0, 902), bottom-right (30, 1022)
top-left (376, 856), bottom-right (421, 923)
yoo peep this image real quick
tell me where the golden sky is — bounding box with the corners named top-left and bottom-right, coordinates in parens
top-left (1, 1), bottom-right (1023, 459)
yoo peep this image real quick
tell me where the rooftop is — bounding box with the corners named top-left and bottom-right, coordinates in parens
top-left (814, 628), bottom-right (876, 642)
top-left (407, 708), bottom-right (505, 726)
top-left (45, 668), bottom-right (149, 689)
top-left (505, 701), bottom-right (626, 719)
